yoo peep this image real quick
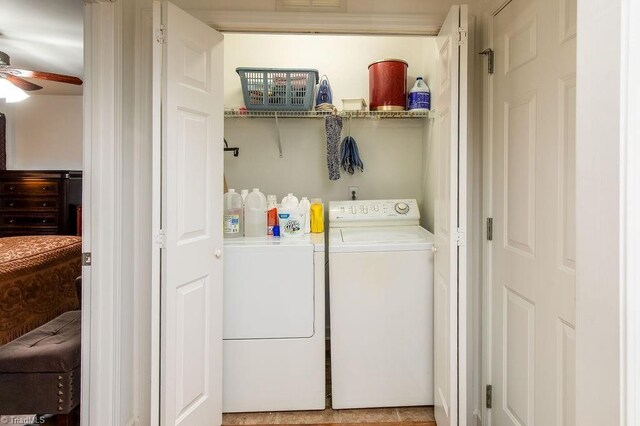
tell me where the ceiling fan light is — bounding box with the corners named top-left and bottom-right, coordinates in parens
top-left (0, 78), bottom-right (29, 103)
top-left (6, 90), bottom-right (29, 103)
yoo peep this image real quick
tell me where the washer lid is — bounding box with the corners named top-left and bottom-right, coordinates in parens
top-left (330, 226), bottom-right (433, 252)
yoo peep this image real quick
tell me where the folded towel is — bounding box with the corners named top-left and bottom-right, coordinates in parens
top-left (340, 136), bottom-right (364, 175)
top-left (325, 116), bottom-right (343, 180)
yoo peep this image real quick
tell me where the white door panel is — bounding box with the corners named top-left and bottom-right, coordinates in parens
top-left (434, 5), bottom-right (468, 426)
top-left (490, 0), bottom-right (576, 424)
top-left (153, 2), bottom-right (224, 425)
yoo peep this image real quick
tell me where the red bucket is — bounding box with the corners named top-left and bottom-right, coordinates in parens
top-left (368, 59), bottom-right (408, 111)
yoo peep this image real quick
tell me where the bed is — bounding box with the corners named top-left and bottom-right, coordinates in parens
top-left (0, 236), bottom-right (82, 346)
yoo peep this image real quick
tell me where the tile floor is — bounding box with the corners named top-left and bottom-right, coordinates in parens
top-left (222, 406), bottom-right (435, 425)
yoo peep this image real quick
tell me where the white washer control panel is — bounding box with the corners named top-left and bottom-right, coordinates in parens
top-left (329, 199), bottom-right (420, 226)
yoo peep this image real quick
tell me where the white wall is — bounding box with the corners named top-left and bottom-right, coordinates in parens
top-left (223, 33), bottom-right (438, 230)
top-left (575, 0), bottom-right (624, 424)
top-left (1, 95), bottom-right (82, 170)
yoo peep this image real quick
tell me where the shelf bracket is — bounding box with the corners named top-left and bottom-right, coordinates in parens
top-left (274, 112), bottom-right (283, 158)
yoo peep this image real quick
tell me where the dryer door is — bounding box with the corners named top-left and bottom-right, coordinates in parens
top-left (224, 244), bottom-right (315, 339)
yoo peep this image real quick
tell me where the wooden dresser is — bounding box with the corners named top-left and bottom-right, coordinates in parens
top-left (0, 170), bottom-right (82, 237)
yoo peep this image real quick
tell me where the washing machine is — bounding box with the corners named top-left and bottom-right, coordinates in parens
top-left (223, 234), bottom-right (325, 413)
top-left (328, 199), bottom-right (434, 409)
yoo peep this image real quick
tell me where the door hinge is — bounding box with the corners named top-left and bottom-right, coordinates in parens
top-left (81, 252), bottom-right (92, 266)
top-left (156, 230), bottom-right (166, 249)
top-left (486, 384), bottom-right (493, 409)
top-left (456, 228), bottom-right (466, 246)
top-left (457, 28), bottom-right (468, 46)
top-left (155, 25), bottom-right (166, 44)
top-left (486, 217), bottom-right (493, 241)
top-left (479, 48), bottom-right (494, 74)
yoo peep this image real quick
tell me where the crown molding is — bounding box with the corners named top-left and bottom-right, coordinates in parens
top-left (482, 0), bottom-right (511, 15)
top-left (186, 10), bottom-right (444, 35)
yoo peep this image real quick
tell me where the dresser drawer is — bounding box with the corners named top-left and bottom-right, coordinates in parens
top-left (0, 213), bottom-right (59, 227)
top-left (0, 227), bottom-right (60, 237)
top-left (0, 180), bottom-right (60, 196)
top-left (0, 198), bottom-right (59, 211)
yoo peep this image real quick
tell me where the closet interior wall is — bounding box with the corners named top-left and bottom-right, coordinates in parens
top-left (223, 33), bottom-right (439, 231)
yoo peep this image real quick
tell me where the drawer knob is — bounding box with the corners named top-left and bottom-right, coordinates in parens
top-left (42, 219), bottom-right (47, 223)
top-left (8, 219), bottom-right (14, 224)
top-left (8, 202), bottom-right (14, 207)
top-left (42, 203), bottom-right (47, 207)
top-left (8, 186), bottom-right (14, 191)
top-left (42, 187), bottom-right (49, 191)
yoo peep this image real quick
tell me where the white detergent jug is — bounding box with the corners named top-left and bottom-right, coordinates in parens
top-left (279, 193), bottom-right (304, 237)
top-left (244, 188), bottom-right (267, 237)
top-left (281, 193), bottom-right (299, 207)
top-left (278, 207), bottom-right (305, 237)
top-left (299, 197), bottom-right (311, 234)
top-left (223, 189), bottom-right (243, 238)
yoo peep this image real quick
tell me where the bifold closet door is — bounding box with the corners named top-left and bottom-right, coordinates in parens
top-left (433, 5), bottom-right (469, 426)
top-left (152, 1), bottom-right (225, 425)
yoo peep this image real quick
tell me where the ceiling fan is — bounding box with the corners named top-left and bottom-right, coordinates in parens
top-left (0, 50), bottom-right (82, 101)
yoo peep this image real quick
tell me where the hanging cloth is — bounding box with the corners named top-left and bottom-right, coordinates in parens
top-left (340, 136), bottom-right (364, 175)
top-left (325, 115), bottom-right (343, 180)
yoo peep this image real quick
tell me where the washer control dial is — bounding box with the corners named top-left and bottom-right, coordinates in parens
top-left (395, 202), bottom-right (410, 214)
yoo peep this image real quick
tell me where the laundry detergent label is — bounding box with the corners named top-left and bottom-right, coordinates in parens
top-left (224, 214), bottom-right (240, 234)
top-left (408, 91), bottom-right (430, 110)
top-left (278, 212), bottom-right (303, 236)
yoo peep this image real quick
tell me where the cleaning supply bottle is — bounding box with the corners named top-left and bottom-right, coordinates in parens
top-left (278, 193), bottom-right (304, 237)
top-left (223, 189), bottom-right (243, 238)
top-left (299, 197), bottom-right (311, 234)
top-left (408, 77), bottom-right (430, 111)
top-left (281, 193), bottom-right (299, 207)
top-left (310, 199), bottom-right (324, 233)
top-left (240, 189), bottom-right (249, 225)
top-left (267, 195), bottom-right (278, 236)
top-left (244, 188), bottom-right (267, 237)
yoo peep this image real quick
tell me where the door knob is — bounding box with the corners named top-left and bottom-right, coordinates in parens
top-left (432, 246), bottom-right (438, 253)
top-left (214, 249), bottom-right (222, 259)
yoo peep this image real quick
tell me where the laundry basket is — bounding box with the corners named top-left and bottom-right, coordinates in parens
top-left (236, 68), bottom-right (319, 111)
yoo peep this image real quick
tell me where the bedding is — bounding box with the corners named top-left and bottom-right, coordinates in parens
top-left (0, 236), bottom-right (81, 346)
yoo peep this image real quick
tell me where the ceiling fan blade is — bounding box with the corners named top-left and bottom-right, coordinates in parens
top-left (13, 69), bottom-right (83, 85)
top-left (5, 75), bottom-right (43, 91)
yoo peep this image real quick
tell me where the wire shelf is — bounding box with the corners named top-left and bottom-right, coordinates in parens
top-left (224, 109), bottom-right (435, 119)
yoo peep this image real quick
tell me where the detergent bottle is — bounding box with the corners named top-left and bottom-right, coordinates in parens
top-left (223, 189), bottom-right (243, 238)
top-left (267, 195), bottom-right (278, 236)
top-left (244, 188), bottom-right (267, 237)
top-left (310, 199), bottom-right (324, 233)
top-left (408, 77), bottom-right (431, 111)
top-left (299, 197), bottom-right (311, 234)
top-left (278, 193), bottom-right (304, 237)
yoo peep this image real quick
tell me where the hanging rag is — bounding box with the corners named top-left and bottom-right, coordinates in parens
top-left (340, 136), bottom-right (364, 175)
top-left (325, 115), bottom-right (343, 180)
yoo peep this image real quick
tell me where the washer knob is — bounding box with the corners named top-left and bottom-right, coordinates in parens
top-left (395, 202), bottom-right (410, 214)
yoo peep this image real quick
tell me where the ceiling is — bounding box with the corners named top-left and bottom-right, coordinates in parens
top-left (0, 0), bottom-right (84, 96)
top-left (0, 0), bottom-right (454, 97)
